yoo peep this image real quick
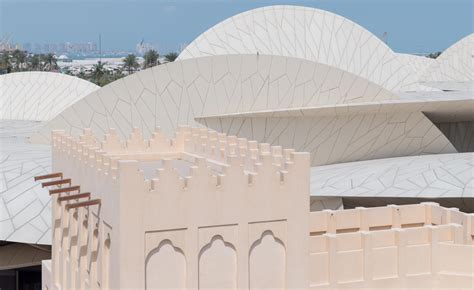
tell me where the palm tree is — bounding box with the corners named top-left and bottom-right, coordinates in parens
top-left (112, 69), bottom-right (125, 81)
top-left (77, 68), bottom-right (87, 80)
top-left (122, 54), bottom-right (139, 74)
top-left (0, 52), bottom-right (12, 73)
top-left (91, 61), bottom-right (107, 85)
top-left (12, 49), bottom-right (27, 71)
top-left (164, 52), bottom-right (178, 62)
top-left (143, 49), bottom-right (160, 69)
top-left (29, 54), bottom-right (42, 71)
top-left (427, 51), bottom-right (442, 59)
top-left (42, 53), bottom-right (58, 71)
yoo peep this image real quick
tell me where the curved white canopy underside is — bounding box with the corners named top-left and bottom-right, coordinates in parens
top-left (0, 121), bottom-right (51, 245)
top-left (310, 152), bottom-right (474, 199)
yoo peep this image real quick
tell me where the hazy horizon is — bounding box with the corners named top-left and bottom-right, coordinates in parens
top-left (1, 0), bottom-right (473, 54)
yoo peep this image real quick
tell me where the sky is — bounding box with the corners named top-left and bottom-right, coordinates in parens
top-left (1, 0), bottom-right (472, 54)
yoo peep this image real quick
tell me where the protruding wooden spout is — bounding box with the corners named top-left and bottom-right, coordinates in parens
top-left (42, 178), bottom-right (71, 188)
top-left (50, 186), bottom-right (80, 195)
top-left (66, 199), bottom-right (101, 210)
top-left (58, 192), bottom-right (91, 202)
top-left (34, 172), bottom-right (63, 181)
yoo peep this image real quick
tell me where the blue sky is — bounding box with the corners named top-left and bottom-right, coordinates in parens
top-left (1, 0), bottom-right (472, 54)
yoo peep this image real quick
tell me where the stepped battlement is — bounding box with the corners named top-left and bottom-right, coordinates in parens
top-left (52, 126), bottom-right (309, 191)
top-left (49, 126), bottom-right (310, 290)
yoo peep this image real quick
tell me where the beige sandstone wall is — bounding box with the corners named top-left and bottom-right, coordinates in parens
top-left (309, 203), bottom-right (474, 289)
top-left (47, 127), bottom-right (310, 290)
top-left (42, 127), bottom-right (474, 290)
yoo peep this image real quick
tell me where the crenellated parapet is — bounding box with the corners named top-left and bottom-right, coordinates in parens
top-left (52, 126), bottom-right (307, 190)
top-left (50, 126), bottom-right (310, 290)
top-left (44, 126), bottom-right (474, 290)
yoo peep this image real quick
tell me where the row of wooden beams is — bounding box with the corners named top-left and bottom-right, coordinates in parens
top-left (35, 172), bottom-right (101, 210)
top-left (58, 192), bottom-right (91, 202)
top-left (34, 172), bottom-right (63, 181)
top-left (66, 199), bottom-right (101, 210)
top-left (50, 186), bottom-right (80, 195)
top-left (42, 178), bottom-right (71, 188)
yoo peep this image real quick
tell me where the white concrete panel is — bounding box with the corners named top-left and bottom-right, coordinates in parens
top-left (199, 112), bottom-right (457, 166)
top-left (421, 33), bottom-right (474, 83)
top-left (33, 55), bottom-right (398, 143)
top-left (0, 72), bottom-right (99, 121)
top-left (0, 121), bottom-right (52, 244)
top-left (310, 152), bottom-right (474, 199)
top-left (178, 5), bottom-right (420, 92)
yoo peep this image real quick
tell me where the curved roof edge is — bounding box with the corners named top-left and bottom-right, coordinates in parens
top-left (421, 33), bottom-right (474, 83)
top-left (0, 71), bottom-right (99, 122)
top-left (310, 152), bottom-right (474, 199)
top-left (196, 98), bottom-right (474, 123)
top-left (178, 5), bottom-right (419, 92)
top-left (31, 54), bottom-right (398, 144)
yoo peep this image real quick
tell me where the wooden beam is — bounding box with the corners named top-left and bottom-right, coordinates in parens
top-left (66, 199), bottom-right (101, 210)
top-left (57, 192), bottom-right (90, 202)
top-left (49, 186), bottom-right (80, 195)
top-left (42, 179), bottom-right (71, 188)
top-left (34, 172), bottom-right (63, 181)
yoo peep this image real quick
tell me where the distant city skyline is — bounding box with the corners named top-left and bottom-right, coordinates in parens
top-left (1, 0), bottom-right (473, 54)
top-left (21, 41), bottom-right (98, 54)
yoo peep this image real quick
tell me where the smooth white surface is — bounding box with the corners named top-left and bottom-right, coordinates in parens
top-left (0, 71), bottom-right (99, 121)
top-left (178, 5), bottom-right (421, 92)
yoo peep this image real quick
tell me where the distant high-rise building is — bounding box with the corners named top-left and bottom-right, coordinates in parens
top-left (19, 41), bottom-right (98, 54)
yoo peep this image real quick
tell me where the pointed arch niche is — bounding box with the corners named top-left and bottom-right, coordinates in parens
top-left (145, 240), bottom-right (186, 289)
top-left (199, 235), bottom-right (237, 290)
top-left (249, 230), bottom-right (286, 289)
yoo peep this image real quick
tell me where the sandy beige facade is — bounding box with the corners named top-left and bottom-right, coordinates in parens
top-left (309, 204), bottom-right (474, 289)
top-left (40, 127), bottom-right (473, 290)
top-left (42, 127), bottom-right (310, 289)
